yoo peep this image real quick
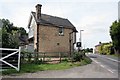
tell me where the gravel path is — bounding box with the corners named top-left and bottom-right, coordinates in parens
top-left (2, 61), bottom-right (118, 78)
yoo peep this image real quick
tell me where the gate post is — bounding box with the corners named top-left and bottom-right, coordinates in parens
top-left (18, 47), bottom-right (21, 71)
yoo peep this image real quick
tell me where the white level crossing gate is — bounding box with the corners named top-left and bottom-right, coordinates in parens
top-left (0, 47), bottom-right (21, 71)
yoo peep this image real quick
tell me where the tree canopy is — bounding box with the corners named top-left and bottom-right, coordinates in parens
top-left (97, 42), bottom-right (113, 55)
top-left (110, 20), bottom-right (120, 50)
top-left (83, 48), bottom-right (93, 53)
top-left (0, 18), bottom-right (27, 48)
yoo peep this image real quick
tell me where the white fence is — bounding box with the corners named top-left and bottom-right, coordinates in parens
top-left (0, 47), bottom-right (21, 71)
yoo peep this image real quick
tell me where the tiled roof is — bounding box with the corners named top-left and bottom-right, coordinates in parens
top-left (31, 12), bottom-right (77, 31)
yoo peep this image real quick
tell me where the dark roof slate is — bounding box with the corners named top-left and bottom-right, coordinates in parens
top-left (31, 12), bottom-right (76, 29)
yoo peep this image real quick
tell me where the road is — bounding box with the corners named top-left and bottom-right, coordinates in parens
top-left (2, 53), bottom-right (119, 78)
top-left (86, 53), bottom-right (119, 74)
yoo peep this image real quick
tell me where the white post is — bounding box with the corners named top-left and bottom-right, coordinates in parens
top-left (79, 30), bottom-right (84, 50)
top-left (18, 47), bottom-right (21, 71)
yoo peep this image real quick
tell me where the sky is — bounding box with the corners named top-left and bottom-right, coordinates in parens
top-left (0, 0), bottom-right (119, 49)
top-left (118, 1), bottom-right (120, 19)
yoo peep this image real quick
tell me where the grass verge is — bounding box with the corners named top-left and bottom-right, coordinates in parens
top-left (2, 56), bottom-right (92, 75)
top-left (112, 54), bottom-right (120, 58)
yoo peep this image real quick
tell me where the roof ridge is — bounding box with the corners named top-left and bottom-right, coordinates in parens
top-left (41, 13), bottom-right (67, 20)
top-left (30, 11), bottom-right (76, 30)
top-left (31, 11), bottom-right (67, 20)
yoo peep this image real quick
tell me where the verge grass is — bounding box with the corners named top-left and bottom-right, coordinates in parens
top-left (2, 56), bottom-right (92, 75)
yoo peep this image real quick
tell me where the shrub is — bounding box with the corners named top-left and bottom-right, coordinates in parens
top-left (72, 52), bottom-right (84, 62)
top-left (21, 51), bottom-right (33, 63)
top-left (103, 44), bottom-right (112, 55)
top-left (21, 51), bottom-right (44, 64)
top-left (62, 58), bottom-right (68, 62)
top-left (80, 56), bottom-right (92, 66)
top-left (97, 43), bottom-right (113, 55)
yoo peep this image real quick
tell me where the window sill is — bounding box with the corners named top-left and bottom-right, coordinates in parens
top-left (59, 34), bottom-right (64, 36)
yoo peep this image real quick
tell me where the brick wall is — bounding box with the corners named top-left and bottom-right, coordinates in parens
top-left (36, 25), bottom-right (74, 53)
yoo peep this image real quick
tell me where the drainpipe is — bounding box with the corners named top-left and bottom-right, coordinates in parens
top-left (69, 31), bottom-right (73, 57)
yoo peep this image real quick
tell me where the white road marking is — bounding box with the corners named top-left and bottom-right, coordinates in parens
top-left (97, 54), bottom-right (120, 63)
top-left (106, 57), bottom-right (120, 63)
top-left (91, 58), bottom-right (114, 74)
top-left (100, 64), bottom-right (105, 68)
top-left (108, 69), bottom-right (114, 73)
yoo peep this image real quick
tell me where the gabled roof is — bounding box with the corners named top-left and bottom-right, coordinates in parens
top-left (95, 44), bottom-right (101, 47)
top-left (30, 12), bottom-right (77, 32)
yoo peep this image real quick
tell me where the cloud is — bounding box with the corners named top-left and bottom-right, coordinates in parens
top-left (75, 15), bottom-right (107, 34)
top-left (0, 0), bottom-right (70, 31)
top-left (0, 0), bottom-right (117, 48)
top-left (0, 1), bottom-right (38, 32)
top-left (74, 13), bottom-right (114, 48)
top-left (40, 0), bottom-right (119, 3)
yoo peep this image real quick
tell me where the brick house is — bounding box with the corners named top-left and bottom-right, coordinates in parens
top-left (27, 4), bottom-right (77, 55)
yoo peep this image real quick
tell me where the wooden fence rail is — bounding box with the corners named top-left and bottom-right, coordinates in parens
top-left (21, 52), bottom-right (69, 63)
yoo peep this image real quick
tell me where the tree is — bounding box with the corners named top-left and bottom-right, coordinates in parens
top-left (1, 18), bottom-right (27, 48)
top-left (110, 20), bottom-right (120, 54)
top-left (18, 27), bottom-right (27, 36)
top-left (97, 42), bottom-right (113, 55)
top-left (102, 43), bottom-right (113, 55)
top-left (84, 48), bottom-right (93, 53)
top-left (0, 35), bottom-right (1, 47)
top-left (2, 19), bottom-right (13, 33)
top-left (1, 19), bottom-right (19, 48)
top-left (1, 28), bottom-right (11, 48)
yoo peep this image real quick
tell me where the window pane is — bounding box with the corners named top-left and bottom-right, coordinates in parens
top-left (59, 27), bottom-right (64, 35)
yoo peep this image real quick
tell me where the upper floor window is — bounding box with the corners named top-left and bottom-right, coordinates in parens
top-left (59, 26), bottom-right (64, 36)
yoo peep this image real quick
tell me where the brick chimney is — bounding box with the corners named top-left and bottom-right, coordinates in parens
top-left (35, 4), bottom-right (42, 20)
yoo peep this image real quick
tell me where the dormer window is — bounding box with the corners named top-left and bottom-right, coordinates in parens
top-left (59, 26), bottom-right (64, 36)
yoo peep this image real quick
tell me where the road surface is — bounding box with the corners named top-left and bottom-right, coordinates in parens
top-left (86, 53), bottom-right (119, 75)
top-left (2, 53), bottom-right (119, 78)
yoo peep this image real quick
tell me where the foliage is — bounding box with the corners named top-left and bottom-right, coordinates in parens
top-left (0, 28), bottom-right (2, 47)
top-left (18, 27), bottom-right (28, 35)
top-left (21, 51), bottom-right (32, 63)
top-left (21, 51), bottom-right (43, 64)
top-left (62, 58), bottom-right (69, 62)
top-left (102, 43), bottom-right (113, 55)
top-left (97, 42), bottom-right (113, 55)
top-left (80, 56), bottom-right (92, 66)
top-left (83, 48), bottom-right (93, 53)
top-left (1, 18), bottom-right (27, 48)
top-left (97, 45), bottom-right (102, 54)
top-left (113, 53), bottom-right (120, 57)
top-left (110, 20), bottom-right (120, 53)
top-left (2, 56), bottom-right (92, 75)
top-left (72, 52), bottom-right (85, 62)
top-left (1, 19), bottom-right (13, 33)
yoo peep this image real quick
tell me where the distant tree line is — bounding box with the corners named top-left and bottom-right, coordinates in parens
top-left (83, 48), bottom-right (93, 53)
top-left (0, 19), bottom-right (27, 48)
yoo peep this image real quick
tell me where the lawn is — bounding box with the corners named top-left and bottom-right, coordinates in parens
top-left (2, 56), bottom-right (92, 75)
